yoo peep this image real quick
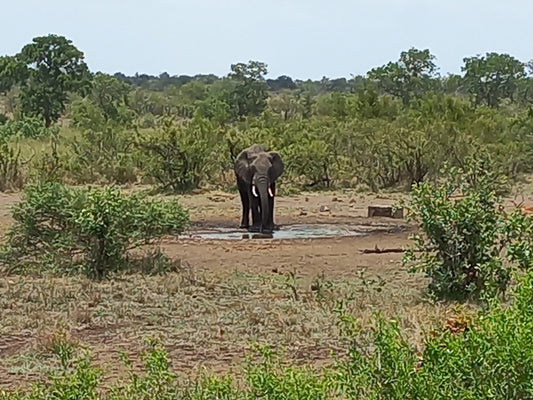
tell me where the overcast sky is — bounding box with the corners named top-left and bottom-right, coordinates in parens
top-left (1, 0), bottom-right (531, 80)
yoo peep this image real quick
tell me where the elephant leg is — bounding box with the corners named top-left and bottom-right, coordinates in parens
top-left (237, 178), bottom-right (250, 228)
top-left (250, 192), bottom-right (261, 232)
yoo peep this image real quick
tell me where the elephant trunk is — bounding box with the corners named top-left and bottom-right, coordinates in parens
top-left (259, 187), bottom-right (270, 233)
top-left (254, 177), bottom-right (271, 233)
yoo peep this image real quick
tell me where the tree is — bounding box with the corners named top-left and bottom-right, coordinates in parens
top-left (268, 90), bottom-right (303, 120)
top-left (266, 75), bottom-right (297, 91)
top-left (441, 73), bottom-right (465, 96)
top-left (462, 52), bottom-right (525, 108)
top-left (90, 73), bottom-right (131, 122)
top-left (69, 73), bottom-right (133, 130)
top-left (228, 60), bottom-right (269, 117)
top-left (368, 48), bottom-right (440, 104)
top-left (0, 56), bottom-right (27, 95)
top-left (515, 77), bottom-right (533, 106)
top-left (16, 34), bottom-right (91, 126)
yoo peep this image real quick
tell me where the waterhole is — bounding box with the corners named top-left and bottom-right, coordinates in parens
top-left (187, 223), bottom-right (400, 240)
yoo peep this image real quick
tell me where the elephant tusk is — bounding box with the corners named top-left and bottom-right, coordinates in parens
top-left (252, 185), bottom-right (258, 197)
top-left (268, 187), bottom-right (274, 197)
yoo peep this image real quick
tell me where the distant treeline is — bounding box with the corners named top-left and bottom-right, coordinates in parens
top-left (112, 71), bottom-right (354, 93)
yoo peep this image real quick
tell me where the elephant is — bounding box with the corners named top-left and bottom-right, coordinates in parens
top-left (234, 144), bottom-right (284, 233)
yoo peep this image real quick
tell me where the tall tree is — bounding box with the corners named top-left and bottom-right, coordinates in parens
top-left (368, 48), bottom-right (440, 104)
top-left (70, 72), bottom-right (133, 130)
top-left (91, 73), bottom-right (131, 122)
top-left (228, 60), bottom-right (269, 117)
top-left (16, 34), bottom-right (91, 126)
top-left (462, 52), bottom-right (525, 108)
top-left (266, 75), bottom-right (297, 92)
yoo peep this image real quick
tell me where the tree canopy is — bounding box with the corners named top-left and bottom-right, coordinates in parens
top-left (368, 48), bottom-right (440, 104)
top-left (15, 34), bottom-right (91, 126)
top-left (462, 52), bottom-right (525, 107)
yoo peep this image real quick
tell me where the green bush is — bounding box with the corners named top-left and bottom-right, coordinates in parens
top-left (336, 272), bottom-right (533, 398)
top-left (0, 182), bottom-right (189, 278)
top-left (136, 117), bottom-right (220, 192)
top-left (0, 116), bottom-right (53, 139)
top-left (402, 160), bottom-right (511, 301)
top-left (68, 126), bottom-right (138, 184)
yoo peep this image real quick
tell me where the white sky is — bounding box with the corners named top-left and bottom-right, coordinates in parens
top-left (1, 0), bottom-right (531, 79)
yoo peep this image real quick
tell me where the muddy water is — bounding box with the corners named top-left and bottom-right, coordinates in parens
top-left (186, 224), bottom-right (382, 240)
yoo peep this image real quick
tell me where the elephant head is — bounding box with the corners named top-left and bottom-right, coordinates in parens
top-left (234, 145), bottom-right (284, 233)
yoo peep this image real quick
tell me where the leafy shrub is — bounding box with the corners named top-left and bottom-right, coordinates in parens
top-left (136, 117), bottom-right (220, 192)
top-left (244, 345), bottom-right (334, 399)
top-left (336, 272), bottom-right (533, 398)
top-left (2, 354), bottom-right (101, 400)
top-left (68, 98), bottom-right (106, 131)
top-left (68, 126), bottom-right (138, 184)
top-left (111, 338), bottom-right (181, 400)
top-left (402, 160), bottom-right (511, 301)
top-left (0, 182), bottom-right (189, 278)
top-left (68, 73), bottom-right (134, 132)
top-left (0, 116), bottom-right (53, 139)
top-left (503, 205), bottom-right (533, 271)
top-left (284, 138), bottom-right (333, 188)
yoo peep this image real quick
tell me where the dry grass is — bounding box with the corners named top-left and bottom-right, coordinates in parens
top-left (0, 262), bottom-right (454, 390)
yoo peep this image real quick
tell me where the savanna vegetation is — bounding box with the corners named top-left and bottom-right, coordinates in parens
top-left (1, 36), bottom-right (533, 193)
top-left (2, 34), bottom-right (533, 397)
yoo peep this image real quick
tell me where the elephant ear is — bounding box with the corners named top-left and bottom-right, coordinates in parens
top-left (234, 150), bottom-right (254, 183)
top-left (268, 151), bottom-right (284, 181)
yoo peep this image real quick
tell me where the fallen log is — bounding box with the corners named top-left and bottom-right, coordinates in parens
top-left (360, 246), bottom-right (405, 254)
top-left (368, 205), bottom-right (404, 219)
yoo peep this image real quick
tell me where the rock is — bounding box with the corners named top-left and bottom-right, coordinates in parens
top-left (332, 197), bottom-right (341, 202)
top-left (319, 205), bottom-right (330, 212)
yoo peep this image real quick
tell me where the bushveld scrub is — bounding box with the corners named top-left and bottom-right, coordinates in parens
top-left (67, 126), bottom-right (138, 184)
top-left (5, 95), bottom-right (529, 194)
top-left (0, 182), bottom-right (189, 278)
top-left (135, 116), bottom-right (222, 192)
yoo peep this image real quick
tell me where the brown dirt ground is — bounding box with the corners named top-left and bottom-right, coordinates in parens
top-left (0, 187), bottom-right (530, 390)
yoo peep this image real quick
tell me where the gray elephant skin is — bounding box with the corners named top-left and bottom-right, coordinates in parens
top-left (234, 144), bottom-right (284, 233)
